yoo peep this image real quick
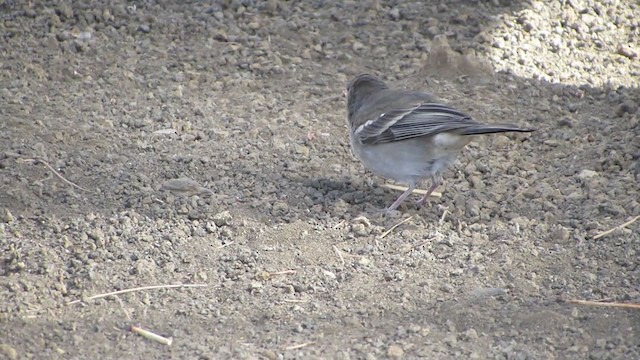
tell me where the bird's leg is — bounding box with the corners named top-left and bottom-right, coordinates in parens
top-left (386, 183), bottom-right (416, 212)
top-left (416, 176), bottom-right (440, 207)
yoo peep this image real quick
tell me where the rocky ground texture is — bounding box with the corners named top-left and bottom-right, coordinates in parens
top-left (1, 0), bottom-right (639, 359)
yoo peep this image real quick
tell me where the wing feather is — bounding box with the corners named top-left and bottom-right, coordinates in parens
top-left (354, 103), bottom-right (480, 145)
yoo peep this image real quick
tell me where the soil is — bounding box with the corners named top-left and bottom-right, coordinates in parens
top-left (1, 0), bottom-right (639, 359)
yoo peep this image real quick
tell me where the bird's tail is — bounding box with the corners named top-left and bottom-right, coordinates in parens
top-left (459, 124), bottom-right (535, 136)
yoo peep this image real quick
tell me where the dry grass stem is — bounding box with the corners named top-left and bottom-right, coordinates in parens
top-left (217, 241), bottom-right (235, 249)
top-left (67, 283), bottom-right (208, 305)
top-left (379, 216), bottom-right (414, 239)
top-left (23, 157), bottom-right (90, 192)
top-left (439, 209), bottom-right (449, 224)
top-left (284, 342), bottom-right (315, 351)
top-left (131, 325), bottom-right (173, 346)
top-left (569, 299), bottom-right (640, 309)
top-left (382, 183), bottom-right (442, 198)
top-left (593, 215), bottom-right (639, 240)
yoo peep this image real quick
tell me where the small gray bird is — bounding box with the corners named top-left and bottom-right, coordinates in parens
top-left (346, 74), bottom-right (534, 212)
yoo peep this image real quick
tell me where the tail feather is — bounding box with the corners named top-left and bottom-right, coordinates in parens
top-left (459, 124), bottom-right (535, 136)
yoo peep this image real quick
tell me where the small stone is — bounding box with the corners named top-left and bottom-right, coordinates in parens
top-left (87, 229), bottom-right (105, 247)
top-left (351, 223), bottom-right (367, 236)
top-left (0, 344), bottom-right (17, 360)
top-left (160, 177), bottom-right (213, 196)
top-left (272, 202), bottom-right (289, 214)
top-left (444, 334), bottom-right (457, 346)
top-left (615, 100), bottom-right (637, 117)
top-left (262, 350), bottom-right (278, 360)
top-left (213, 210), bottom-right (232, 227)
top-left (462, 328), bottom-right (478, 340)
top-left (255, 271), bottom-right (270, 281)
top-left (550, 226), bottom-right (570, 242)
top-left (617, 45), bottom-right (638, 59)
top-left (577, 169), bottom-right (598, 180)
top-left (265, 0), bottom-right (278, 13)
top-left (248, 281), bottom-right (263, 291)
top-left (440, 283), bottom-right (454, 293)
top-left (389, 7), bottom-right (400, 21)
top-left (295, 145), bottom-right (309, 157)
top-left (558, 117), bottom-right (575, 128)
top-left (138, 24), bottom-right (151, 33)
top-left (322, 270), bottom-right (336, 280)
top-left (387, 344), bottom-right (404, 358)
top-left (450, 268), bottom-right (464, 277)
top-left (2, 208), bottom-right (15, 223)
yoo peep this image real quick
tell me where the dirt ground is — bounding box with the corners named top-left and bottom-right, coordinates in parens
top-left (1, 0), bottom-right (639, 359)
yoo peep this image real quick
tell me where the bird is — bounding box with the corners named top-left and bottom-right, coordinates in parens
top-left (345, 73), bottom-right (534, 212)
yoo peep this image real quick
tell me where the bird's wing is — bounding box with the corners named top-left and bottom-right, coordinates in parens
top-left (353, 102), bottom-right (481, 145)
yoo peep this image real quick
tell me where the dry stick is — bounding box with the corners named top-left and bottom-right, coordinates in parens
top-left (284, 342), bottom-right (315, 351)
top-left (67, 283), bottom-right (208, 305)
top-left (592, 215), bottom-right (640, 240)
top-left (382, 183), bottom-right (442, 198)
top-left (28, 157), bottom-right (91, 192)
top-left (131, 325), bottom-right (173, 346)
top-left (217, 241), bottom-right (235, 249)
top-left (439, 209), bottom-right (449, 224)
top-left (332, 220), bottom-right (346, 229)
top-left (568, 299), bottom-right (640, 310)
top-left (411, 237), bottom-right (436, 250)
top-left (379, 215), bottom-right (414, 239)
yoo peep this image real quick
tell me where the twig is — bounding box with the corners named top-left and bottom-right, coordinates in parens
top-left (379, 216), bottom-right (414, 239)
top-left (332, 220), bottom-right (346, 229)
top-left (24, 157), bottom-right (90, 192)
top-left (131, 325), bottom-right (173, 346)
top-left (411, 237), bottom-right (435, 250)
top-left (217, 241), bottom-right (235, 249)
top-left (439, 209), bottom-right (449, 225)
top-left (568, 299), bottom-right (640, 309)
top-left (332, 245), bottom-right (345, 267)
top-left (67, 283), bottom-right (208, 305)
top-left (382, 183), bottom-right (442, 198)
top-left (282, 299), bottom-right (310, 303)
top-left (593, 215), bottom-right (640, 240)
top-left (284, 342), bottom-right (315, 351)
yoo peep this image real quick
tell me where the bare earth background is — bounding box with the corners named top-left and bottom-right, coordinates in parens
top-left (1, 0), bottom-right (639, 359)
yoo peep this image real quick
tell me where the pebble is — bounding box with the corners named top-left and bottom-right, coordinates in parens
top-left (2, 208), bottom-right (15, 223)
top-left (577, 169), bottom-right (598, 180)
top-left (617, 45), bottom-right (638, 59)
top-left (213, 211), bottom-right (232, 227)
top-left (351, 223), bottom-right (368, 236)
top-left (614, 100), bottom-right (637, 117)
top-left (0, 344), bottom-right (17, 360)
top-left (387, 345), bottom-right (404, 358)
